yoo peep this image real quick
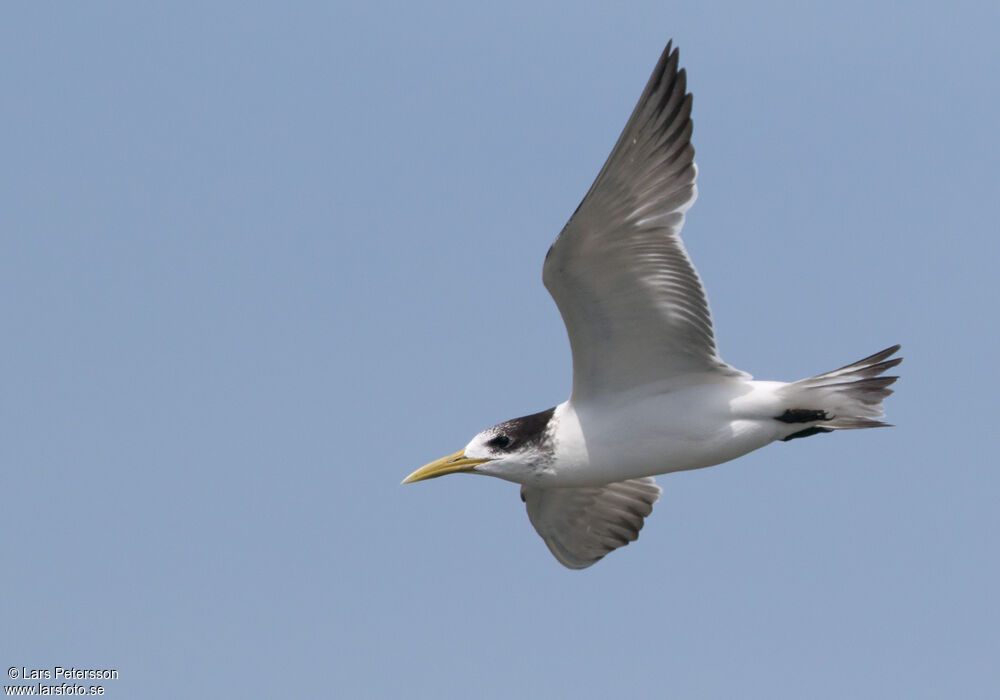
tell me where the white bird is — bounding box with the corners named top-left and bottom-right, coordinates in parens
top-left (402, 42), bottom-right (901, 569)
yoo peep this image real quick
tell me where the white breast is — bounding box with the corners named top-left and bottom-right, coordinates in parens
top-left (541, 378), bottom-right (790, 487)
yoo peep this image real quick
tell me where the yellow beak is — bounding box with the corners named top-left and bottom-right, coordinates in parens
top-left (401, 449), bottom-right (491, 484)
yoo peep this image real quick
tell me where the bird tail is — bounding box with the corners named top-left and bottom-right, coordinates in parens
top-left (780, 345), bottom-right (902, 435)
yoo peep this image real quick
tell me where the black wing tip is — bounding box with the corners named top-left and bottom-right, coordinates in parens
top-left (648, 41), bottom-right (680, 85)
top-left (663, 40), bottom-right (684, 74)
top-left (650, 41), bottom-right (691, 109)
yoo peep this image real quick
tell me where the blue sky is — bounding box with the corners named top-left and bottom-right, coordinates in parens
top-left (2, 2), bottom-right (998, 698)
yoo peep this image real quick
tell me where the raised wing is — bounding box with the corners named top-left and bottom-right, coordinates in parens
top-left (521, 477), bottom-right (661, 569)
top-left (543, 43), bottom-right (745, 401)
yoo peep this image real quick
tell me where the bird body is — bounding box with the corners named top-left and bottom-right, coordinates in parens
top-left (568, 380), bottom-right (786, 485)
top-left (520, 381), bottom-right (773, 488)
top-left (402, 42), bottom-right (901, 569)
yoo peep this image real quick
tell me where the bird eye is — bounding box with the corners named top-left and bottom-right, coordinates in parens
top-left (487, 434), bottom-right (512, 450)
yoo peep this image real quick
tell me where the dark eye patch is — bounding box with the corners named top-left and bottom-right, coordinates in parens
top-left (487, 434), bottom-right (512, 450)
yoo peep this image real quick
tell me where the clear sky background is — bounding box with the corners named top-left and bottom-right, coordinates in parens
top-left (2, 2), bottom-right (998, 698)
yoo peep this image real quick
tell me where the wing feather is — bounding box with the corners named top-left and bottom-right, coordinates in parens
top-left (521, 477), bottom-right (661, 569)
top-left (543, 43), bottom-right (746, 400)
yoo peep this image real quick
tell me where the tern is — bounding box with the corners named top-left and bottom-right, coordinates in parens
top-left (402, 42), bottom-right (901, 569)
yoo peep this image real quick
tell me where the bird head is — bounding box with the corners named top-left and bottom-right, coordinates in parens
top-left (402, 407), bottom-right (556, 485)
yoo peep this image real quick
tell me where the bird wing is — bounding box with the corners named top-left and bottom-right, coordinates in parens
top-left (543, 42), bottom-right (746, 401)
top-left (521, 477), bottom-right (661, 569)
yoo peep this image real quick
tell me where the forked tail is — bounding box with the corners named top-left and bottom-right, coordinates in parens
top-left (779, 345), bottom-right (902, 438)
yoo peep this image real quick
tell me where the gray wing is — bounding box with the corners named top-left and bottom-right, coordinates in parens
top-left (521, 477), bottom-right (661, 569)
top-left (543, 42), bottom-right (746, 401)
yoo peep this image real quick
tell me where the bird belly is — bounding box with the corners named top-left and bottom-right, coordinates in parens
top-left (545, 380), bottom-right (786, 486)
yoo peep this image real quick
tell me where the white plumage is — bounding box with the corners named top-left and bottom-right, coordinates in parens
top-left (403, 42), bottom-right (901, 569)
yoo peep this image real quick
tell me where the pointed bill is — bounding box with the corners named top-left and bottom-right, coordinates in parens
top-left (401, 449), bottom-right (490, 484)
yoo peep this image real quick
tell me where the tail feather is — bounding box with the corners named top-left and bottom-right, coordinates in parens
top-left (786, 344), bottom-right (902, 430)
top-left (796, 344), bottom-right (902, 385)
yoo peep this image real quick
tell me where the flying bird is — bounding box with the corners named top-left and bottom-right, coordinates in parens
top-left (402, 42), bottom-right (901, 569)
